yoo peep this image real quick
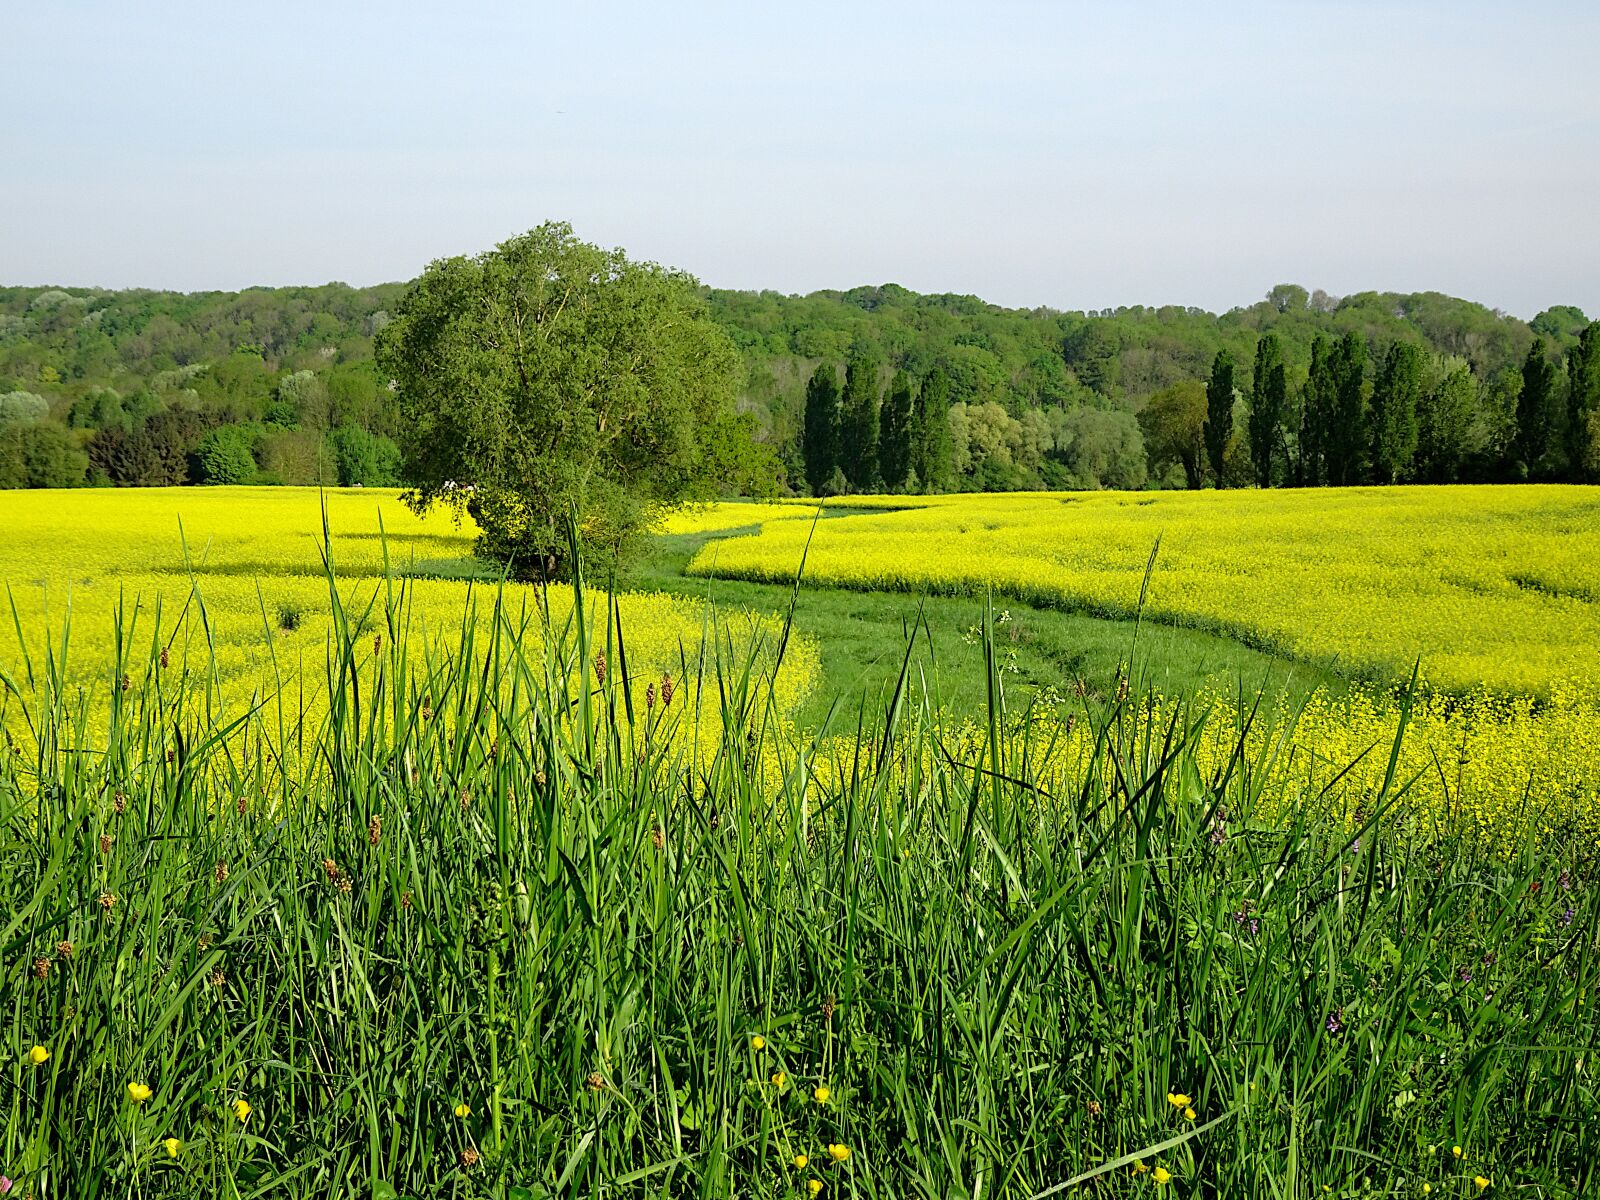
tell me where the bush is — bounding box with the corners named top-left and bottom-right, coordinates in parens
top-left (193, 424), bottom-right (259, 485)
top-left (0, 420), bottom-right (88, 488)
top-left (327, 425), bottom-right (401, 487)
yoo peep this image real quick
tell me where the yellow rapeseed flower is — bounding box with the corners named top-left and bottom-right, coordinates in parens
top-left (1153, 1166), bottom-right (1172, 1184)
top-left (232, 1098), bottom-right (251, 1122)
top-left (454, 1103), bottom-right (471, 1118)
top-left (751, 1035), bottom-right (766, 1050)
top-left (128, 1082), bottom-right (152, 1103)
top-left (813, 1085), bottom-right (830, 1103)
top-left (28, 1045), bottom-right (49, 1066)
top-left (1167, 1092), bottom-right (1191, 1108)
top-left (827, 1143), bottom-right (851, 1162)
top-left (163, 1137), bottom-right (181, 1158)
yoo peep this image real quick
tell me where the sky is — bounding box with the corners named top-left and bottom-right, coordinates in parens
top-left (3, 1), bottom-right (1597, 318)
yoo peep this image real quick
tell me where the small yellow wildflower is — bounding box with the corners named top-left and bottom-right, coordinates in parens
top-left (1422, 1185), bottom-right (1431, 1195)
top-left (807, 1182), bottom-right (823, 1197)
top-left (1153, 1166), bottom-right (1172, 1184)
top-left (827, 1143), bottom-right (851, 1162)
top-left (1167, 1092), bottom-right (1191, 1108)
top-left (1474, 1178), bottom-right (1490, 1192)
top-left (1452, 1145), bottom-right (1463, 1159)
top-left (813, 1085), bottom-right (830, 1103)
top-left (163, 1137), bottom-right (181, 1158)
top-left (28, 1045), bottom-right (49, 1066)
top-left (128, 1082), bottom-right (152, 1103)
top-left (771, 1072), bottom-right (788, 1089)
top-left (232, 1098), bottom-right (251, 1122)
top-left (793, 1153), bottom-right (808, 1168)
top-left (454, 1103), bottom-right (471, 1118)
top-left (1132, 1161), bottom-right (1148, 1175)
top-left (1184, 1106), bottom-right (1196, 1121)
top-left (751, 1035), bottom-right (766, 1050)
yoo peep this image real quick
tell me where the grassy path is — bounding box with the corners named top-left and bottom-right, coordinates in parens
top-left (623, 525), bottom-right (1340, 728)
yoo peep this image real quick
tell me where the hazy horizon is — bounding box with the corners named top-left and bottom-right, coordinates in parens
top-left (5, 0), bottom-right (1597, 320)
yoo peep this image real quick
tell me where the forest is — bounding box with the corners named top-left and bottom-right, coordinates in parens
top-left (1, 278), bottom-right (1595, 492)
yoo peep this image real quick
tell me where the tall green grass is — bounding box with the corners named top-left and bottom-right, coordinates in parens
top-left (0, 537), bottom-right (1595, 1198)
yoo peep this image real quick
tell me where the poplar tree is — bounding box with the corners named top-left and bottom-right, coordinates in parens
top-left (1567, 322), bottom-right (1600, 479)
top-left (913, 366), bottom-right (954, 491)
top-left (878, 369), bottom-right (915, 489)
top-left (1369, 341), bottom-right (1424, 483)
top-left (1327, 333), bottom-right (1368, 486)
top-left (1248, 333), bottom-right (1286, 487)
top-left (838, 352), bottom-right (882, 489)
top-left (1203, 350), bottom-right (1235, 486)
top-left (802, 363), bottom-right (840, 495)
top-left (1514, 339), bottom-right (1558, 474)
top-left (1299, 335), bottom-right (1336, 486)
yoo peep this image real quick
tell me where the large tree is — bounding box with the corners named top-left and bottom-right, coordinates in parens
top-left (912, 366), bottom-right (953, 491)
top-left (1247, 333), bottom-right (1287, 487)
top-left (1567, 322), bottom-right (1600, 479)
top-left (878, 369), bottom-right (914, 490)
top-left (376, 223), bottom-right (763, 579)
top-left (1203, 350), bottom-right (1236, 487)
top-left (1327, 333), bottom-right (1368, 486)
top-left (1415, 358), bottom-right (1477, 482)
top-left (1513, 338), bottom-right (1559, 476)
top-left (1299, 335), bottom-right (1336, 486)
top-left (838, 351), bottom-right (882, 489)
top-left (802, 363), bottom-right (840, 495)
top-left (1138, 379), bottom-right (1207, 489)
top-left (1369, 341), bottom-right (1424, 484)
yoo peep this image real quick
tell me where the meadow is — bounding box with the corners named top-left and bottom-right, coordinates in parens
top-left (1, 486), bottom-right (1598, 1197)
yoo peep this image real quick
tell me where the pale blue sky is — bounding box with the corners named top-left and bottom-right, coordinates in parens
top-left (4, 1), bottom-right (1596, 316)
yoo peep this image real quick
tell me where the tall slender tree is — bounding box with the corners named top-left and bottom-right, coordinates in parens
top-left (1369, 341), bottom-right (1424, 483)
top-left (1327, 333), bottom-right (1368, 486)
top-left (1248, 333), bottom-right (1286, 487)
top-left (802, 363), bottom-right (840, 495)
top-left (1203, 350), bottom-right (1236, 487)
top-left (1415, 359), bottom-right (1476, 483)
top-left (879, 369), bottom-right (915, 489)
top-left (838, 352), bottom-right (882, 489)
top-left (1567, 322), bottom-right (1600, 479)
top-left (1299, 335), bottom-right (1336, 486)
top-left (913, 366), bottom-right (953, 491)
top-left (1514, 339), bottom-right (1559, 475)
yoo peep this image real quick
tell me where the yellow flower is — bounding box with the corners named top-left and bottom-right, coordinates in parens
top-left (1132, 1161), bottom-right (1149, 1175)
top-left (792, 1154), bottom-right (808, 1169)
top-left (807, 1182), bottom-right (823, 1197)
top-left (28, 1045), bottom-right (49, 1066)
top-left (1452, 1145), bottom-right (1463, 1159)
top-left (751, 1035), bottom-right (766, 1050)
top-left (827, 1143), bottom-right (851, 1162)
top-left (454, 1103), bottom-right (471, 1118)
top-left (1422, 1185), bottom-right (1431, 1195)
top-left (813, 1085), bottom-right (830, 1104)
top-left (163, 1137), bottom-right (181, 1158)
top-left (1153, 1166), bottom-right (1172, 1184)
top-left (1474, 1178), bottom-right (1490, 1192)
top-left (232, 1098), bottom-right (251, 1123)
top-left (1183, 1106), bottom-right (1196, 1121)
top-left (771, 1072), bottom-right (788, 1089)
top-left (1167, 1092), bottom-right (1191, 1108)
top-left (128, 1082), bottom-right (152, 1103)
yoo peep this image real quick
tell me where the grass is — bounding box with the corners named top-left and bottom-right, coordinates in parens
top-left (1, 521), bottom-right (1597, 1197)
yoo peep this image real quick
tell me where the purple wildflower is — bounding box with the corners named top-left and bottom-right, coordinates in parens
top-left (1560, 870), bottom-right (1572, 891)
top-left (1459, 968), bottom-right (1473, 983)
top-left (1562, 908), bottom-right (1576, 927)
top-left (1326, 1010), bottom-right (1345, 1035)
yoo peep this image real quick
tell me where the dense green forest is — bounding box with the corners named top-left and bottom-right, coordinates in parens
top-left (2, 277), bottom-right (1595, 492)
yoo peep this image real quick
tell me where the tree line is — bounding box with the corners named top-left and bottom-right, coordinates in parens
top-left (1, 273), bottom-right (1595, 493)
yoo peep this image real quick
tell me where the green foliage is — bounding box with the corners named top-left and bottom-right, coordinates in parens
top-left (1299, 335), bottom-right (1335, 485)
top-left (838, 352), bottom-right (881, 489)
top-left (1204, 350), bottom-right (1236, 486)
top-left (1138, 380), bottom-right (1208, 489)
top-left (1247, 334), bottom-right (1286, 487)
top-left (327, 424), bottom-right (401, 487)
top-left (376, 223), bottom-right (749, 578)
top-left (0, 389), bottom-right (49, 427)
top-left (878, 369), bottom-right (914, 489)
top-left (1328, 333), bottom-right (1369, 486)
top-left (911, 366), bottom-right (954, 492)
top-left (1415, 359), bottom-right (1478, 482)
top-left (1369, 341), bottom-right (1424, 483)
top-left (1515, 339), bottom-right (1561, 476)
top-left (1566, 322), bottom-right (1600, 479)
top-left (194, 424), bottom-right (260, 485)
top-left (801, 364), bottom-right (839, 496)
top-left (0, 419), bottom-right (87, 487)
